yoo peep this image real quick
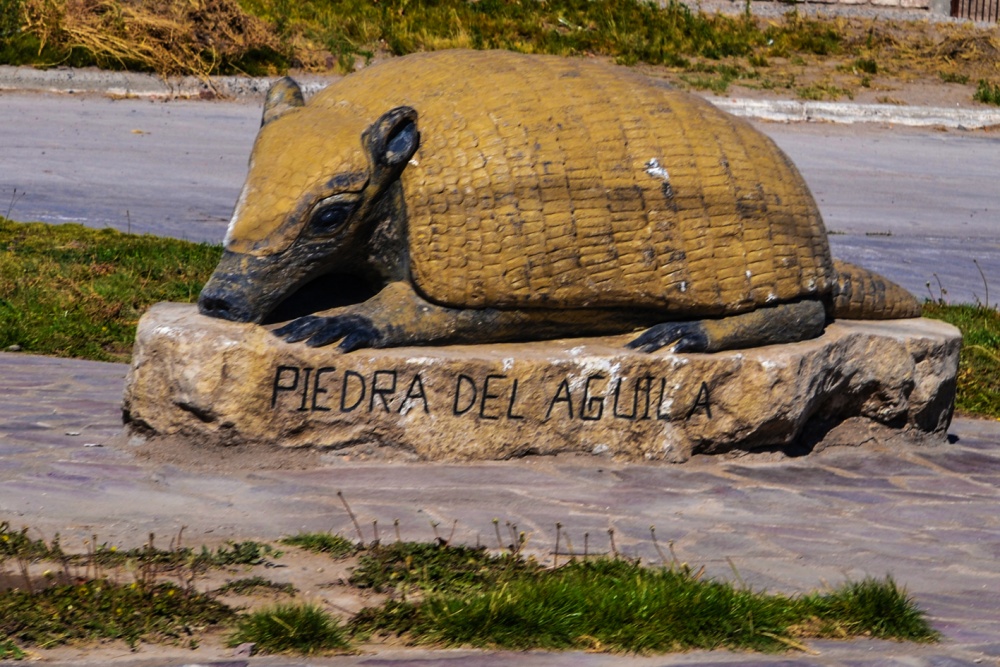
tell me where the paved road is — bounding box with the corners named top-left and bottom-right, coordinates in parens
top-left (1, 91), bottom-right (999, 303)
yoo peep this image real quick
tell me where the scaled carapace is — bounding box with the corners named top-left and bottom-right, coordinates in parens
top-left (198, 50), bottom-right (921, 353)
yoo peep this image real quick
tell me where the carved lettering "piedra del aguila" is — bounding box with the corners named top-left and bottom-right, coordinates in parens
top-left (270, 366), bottom-right (711, 422)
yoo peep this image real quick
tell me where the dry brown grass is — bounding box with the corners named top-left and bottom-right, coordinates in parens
top-left (18, 0), bottom-right (284, 76)
top-left (3, 0), bottom-right (999, 99)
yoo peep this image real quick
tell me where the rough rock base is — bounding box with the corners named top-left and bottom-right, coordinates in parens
top-left (123, 303), bottom-right (960, 463)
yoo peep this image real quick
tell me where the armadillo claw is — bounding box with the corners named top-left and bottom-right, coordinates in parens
top-left (298, 314), bottom-right (382, 350)
top-left (626, 322), bottom-right (709, 354)
top-left (273, 315), bottom-right (325, 343)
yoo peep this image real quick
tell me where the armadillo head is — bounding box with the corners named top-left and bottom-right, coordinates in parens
top-left (198, 78), bottom-right (419, 324)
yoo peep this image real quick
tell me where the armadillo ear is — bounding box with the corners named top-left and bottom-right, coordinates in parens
top-left (364, 106), bottom-right (420, 172)
top-left (261, 77), bottom-right (305, 127)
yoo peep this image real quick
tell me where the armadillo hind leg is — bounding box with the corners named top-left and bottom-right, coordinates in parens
top-left (830, 260), bottom-right (922, 320)
top-left (627, 300), bottom-right (827, 353)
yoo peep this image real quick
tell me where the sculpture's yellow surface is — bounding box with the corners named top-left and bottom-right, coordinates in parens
top-left (201, 50), bottom-right (919, 353)
top-left (228, 50), bottom-right (831, 316)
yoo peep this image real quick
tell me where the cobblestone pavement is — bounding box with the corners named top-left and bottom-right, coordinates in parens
top-left (1, 350), bottom-right (999, 666)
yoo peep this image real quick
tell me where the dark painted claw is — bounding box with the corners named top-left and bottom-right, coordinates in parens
top-left (273, 314), bottom-right (382, 350)
top-left (273, 315), bottom-right (325, 342)
top-left (626, 322), bottom-right (709, 353)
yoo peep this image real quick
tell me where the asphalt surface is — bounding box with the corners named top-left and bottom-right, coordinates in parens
top-left (1, 86), bottom-right (1000, 665)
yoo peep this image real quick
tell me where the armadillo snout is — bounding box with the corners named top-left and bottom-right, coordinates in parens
top-left (198, 249), bottom-right (284, 324)
top-left (198, 289), bottom-right (257, 323)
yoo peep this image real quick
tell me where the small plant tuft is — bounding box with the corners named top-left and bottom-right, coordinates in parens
top-left (227, 603), bottom-right (350, 655)
top-left (349, 541), bottom-right (538, 595)
top-left (800, 576), bottom-right (938, 641)
top-left (940, 72), bottom-right (970, 84)
top-left (280, 533), bottom-right (356, 558)
top-left (0, 637), bottom-right (26, 660)
top-left (853, 57), bottom-right (878, 74)
top-left (973, 79), bottom-right (1000, 106)
top-left (216, 576), bottom-right (297, 596)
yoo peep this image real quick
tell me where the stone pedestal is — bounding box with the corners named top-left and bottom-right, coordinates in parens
top-left (123, 303), bottom-right (960, 463)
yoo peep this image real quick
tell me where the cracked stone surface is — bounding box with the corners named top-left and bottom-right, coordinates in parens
top-left (123, 303), bottom-right (960, 462)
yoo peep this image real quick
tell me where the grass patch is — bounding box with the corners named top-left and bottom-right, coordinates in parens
top-left (1, 580), bottom-right (233, 649)
top-left (350, 541), bottom-right (540, 595)
top-left (227, 603), bottom-right (350, 655)
top-left (216, 576), bottom-right (297, 596)
top-left (352, 555), bottom-right (937, 652)
top-left (973, 79), bottom-right (1000, 106)
top-left (0, 525), bottom-right (939, 656)
top-left (279, 533), bottom-right (356, 559)
top-left (0, 217), bottom-right (220, 362)
top-left (923, 302), bottom-right (1000, 418)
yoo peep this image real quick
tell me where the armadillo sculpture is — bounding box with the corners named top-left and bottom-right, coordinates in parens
top-left (198, 50), bottom-right (921, 353)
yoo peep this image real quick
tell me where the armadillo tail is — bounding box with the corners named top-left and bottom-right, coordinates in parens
top-left (829, 260), bottom-right (922, 320)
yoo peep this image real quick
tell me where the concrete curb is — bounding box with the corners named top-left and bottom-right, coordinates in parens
top-left (0, 65), bottom-right (329, 101)
top-left (3, 65), bottom-right (1000, 128)
top-left (710, 96), bottom-right (1000, 128)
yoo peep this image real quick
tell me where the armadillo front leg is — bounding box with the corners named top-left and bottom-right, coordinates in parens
top-left (273, 282), bottom-right (444, 351)
top-left (273, 281), bottom-right (659, 351)
top-left (627, 300), bottom-right (827, 353)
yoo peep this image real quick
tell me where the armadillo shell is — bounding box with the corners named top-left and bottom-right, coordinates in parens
top-left (317, 50), bottom-right (835, 314)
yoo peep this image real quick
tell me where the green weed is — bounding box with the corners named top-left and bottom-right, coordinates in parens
top-left (852, 56), bottom-right (877, 74)
top-left (88, 538), bottom-right (279, 569)
top-left (679, 62), bottom-right (757, 94)
top-left (280, 533), bottom-right (356, 559)
top-left (0, 217), bottom-right (220, 361)
top-left (0, 637), bottom-right (26, 660)
top-left (0, 522), bottom-right (58, 562)
top-left (940, 71), bottom-right (970, 84)
top-left (797, 82), bottom-right (852, 100)
top-left (227, 603), bottom-right (350, 655)
top-left (973, 79), bottom-right (1000, 106)
top-left (217, 576), bottom-right (297, 596)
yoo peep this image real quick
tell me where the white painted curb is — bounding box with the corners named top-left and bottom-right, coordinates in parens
top-left (710, 97), bottom-right (1000, 128)
top-left (3, 65), bottom-right (999, 128)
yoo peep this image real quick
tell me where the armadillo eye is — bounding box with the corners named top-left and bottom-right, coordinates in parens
top-left (310, 202), bottom-right (355, 232)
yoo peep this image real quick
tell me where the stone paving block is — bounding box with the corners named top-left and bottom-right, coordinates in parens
top-left (3, 351), bottom-right (1000, 664)
top-left (915, 450), bottom-right (1000, 475)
